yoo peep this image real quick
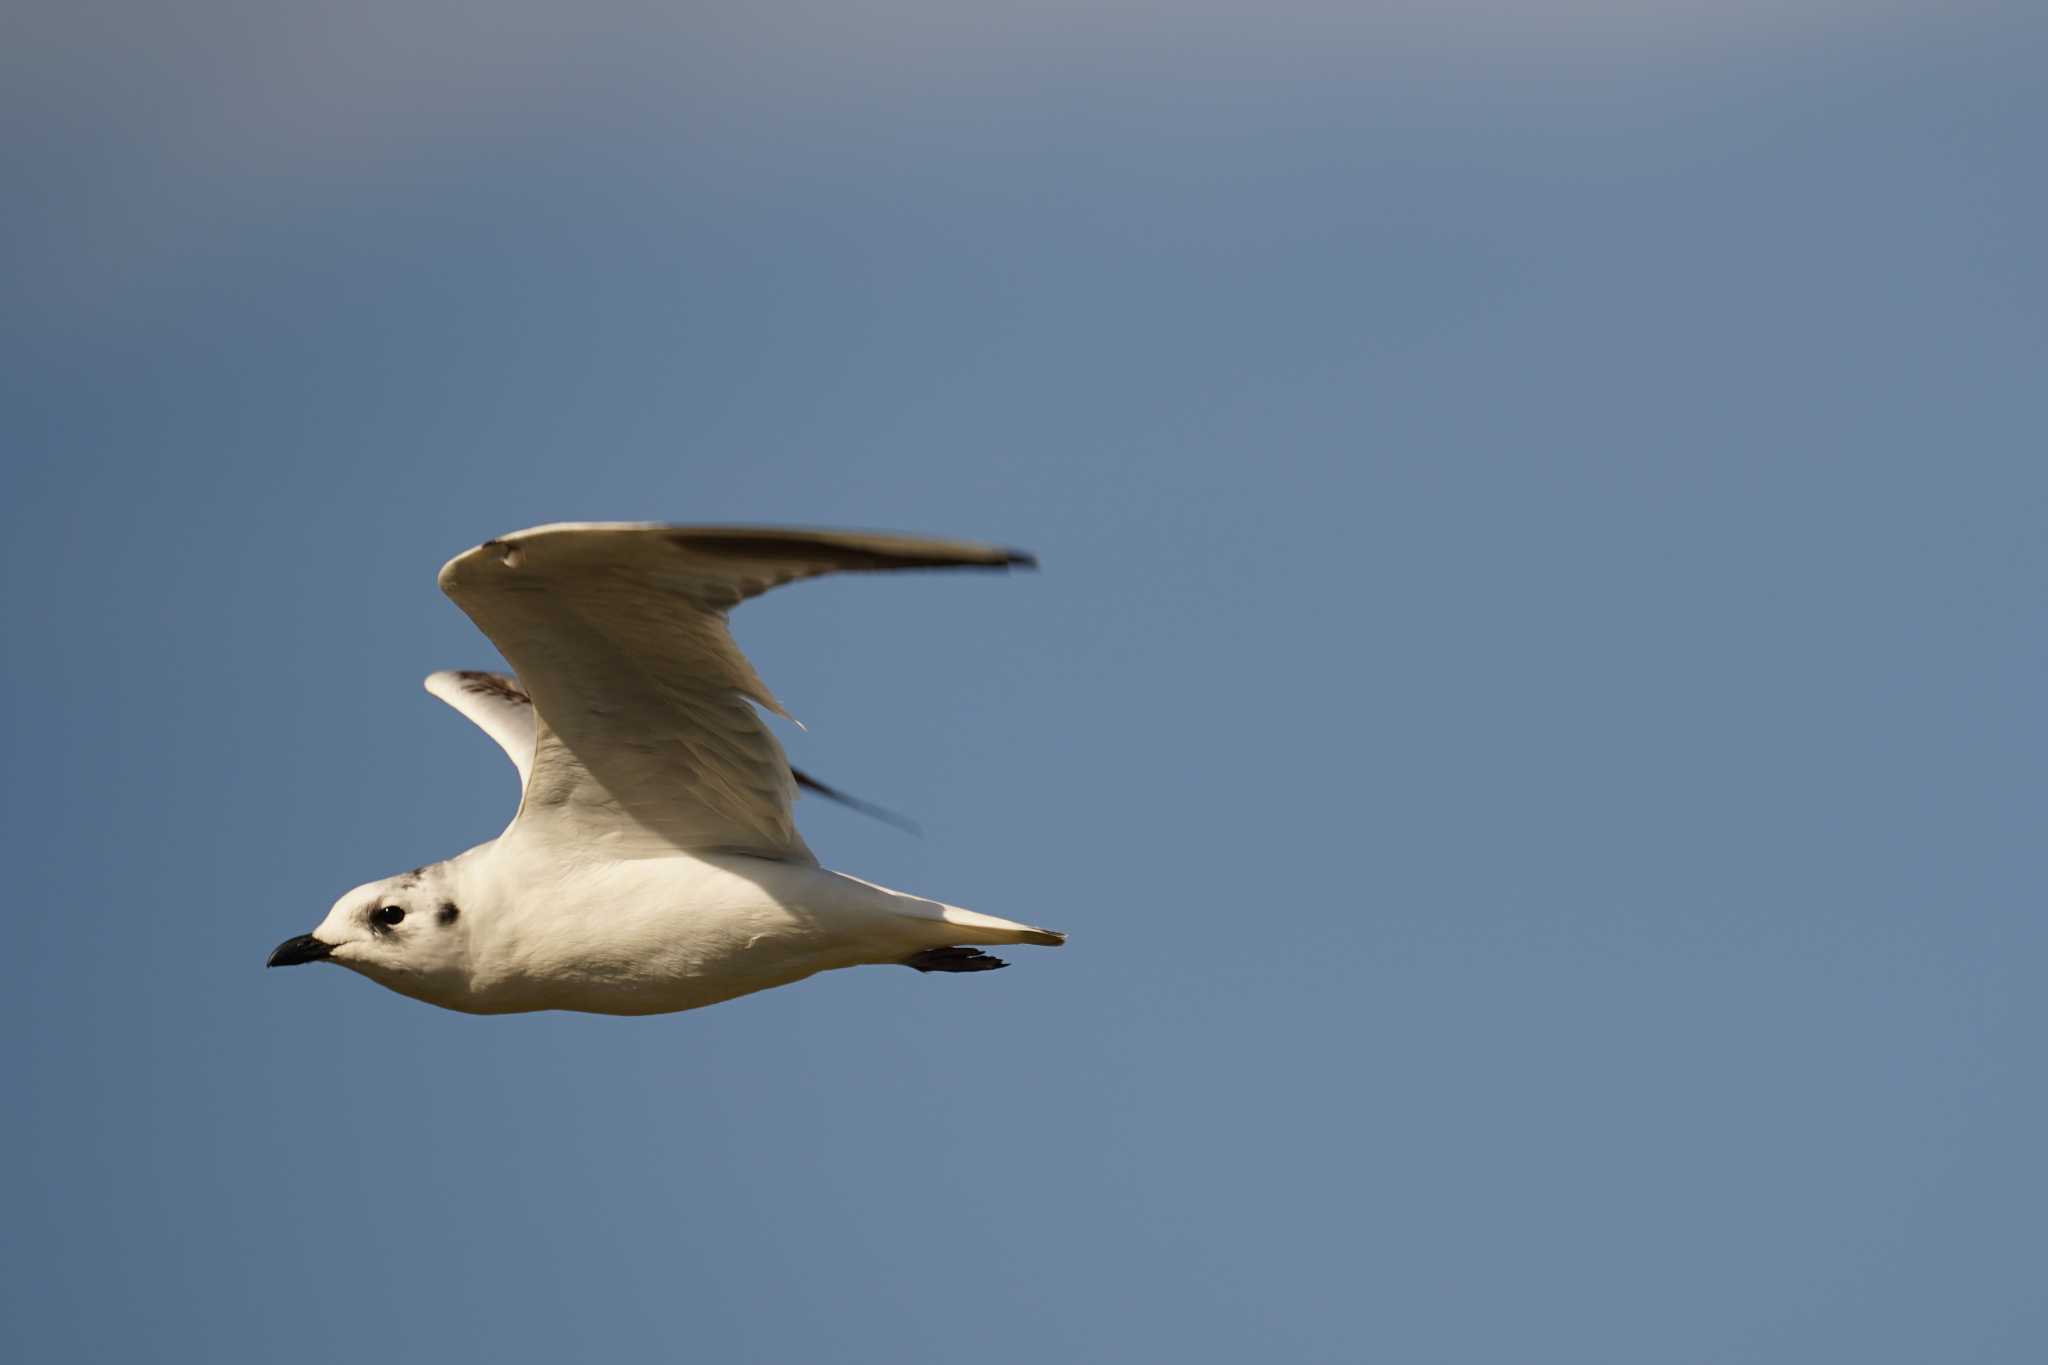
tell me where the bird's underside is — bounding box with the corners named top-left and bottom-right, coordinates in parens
top-left (270, 523), bottom-right (1062, 1016)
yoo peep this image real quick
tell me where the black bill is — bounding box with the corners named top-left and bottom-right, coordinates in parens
top-left (266, 934), bottom-right (335, 968)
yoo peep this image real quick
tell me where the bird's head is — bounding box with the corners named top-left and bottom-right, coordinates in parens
top-left (268, 864), bottom-right (474, 1005)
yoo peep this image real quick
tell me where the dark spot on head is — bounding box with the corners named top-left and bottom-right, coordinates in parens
top-left (437, 902), bottom-right (460, 926)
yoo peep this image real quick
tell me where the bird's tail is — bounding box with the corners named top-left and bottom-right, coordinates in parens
top-left (833, 872), bottom-right (1066, 947)
top-left (933, 903), bottom-right (1067, 948)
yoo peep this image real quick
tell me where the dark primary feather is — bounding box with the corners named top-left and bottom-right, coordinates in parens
top-left (790, 768), bottom-right (921, 836)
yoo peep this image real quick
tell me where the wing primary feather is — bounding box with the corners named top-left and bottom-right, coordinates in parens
top-left (665, 529), bottom-right (1035, 574)
top-left (791, 768), bottom-right (923, 836)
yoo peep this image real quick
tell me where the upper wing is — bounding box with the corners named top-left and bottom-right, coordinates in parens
top-left (435, 523), bottom-right (1033, 860)
top-left (424, 667), bottom-right (923, 834)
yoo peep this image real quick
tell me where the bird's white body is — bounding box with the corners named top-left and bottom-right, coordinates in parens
top-left (335, 843), bottom-right (1057, 1016)
top-left (272, 522), bottom-right (1061, 1016)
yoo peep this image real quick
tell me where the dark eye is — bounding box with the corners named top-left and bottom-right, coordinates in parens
top-left (374, 905), bottom-right (406, 928)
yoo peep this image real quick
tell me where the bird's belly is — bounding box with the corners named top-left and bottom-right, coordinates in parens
top-left (552, 915), bottom-right (866, 1015)
top-left (471, 863), bottom-right (913, 1015)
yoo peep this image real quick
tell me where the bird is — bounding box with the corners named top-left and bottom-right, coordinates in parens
top-left (266, 523), bottom-right (1063, 1015)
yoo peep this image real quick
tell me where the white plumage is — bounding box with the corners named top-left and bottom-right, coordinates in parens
top-left (268, 523), bottom-right (1061, 1015)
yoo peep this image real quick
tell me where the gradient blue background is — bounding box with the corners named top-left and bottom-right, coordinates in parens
top-left (6, 3), bottom-right (2045, 1360)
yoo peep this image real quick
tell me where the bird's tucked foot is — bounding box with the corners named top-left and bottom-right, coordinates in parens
top-left (903, 946), bottom-right (1009, 973)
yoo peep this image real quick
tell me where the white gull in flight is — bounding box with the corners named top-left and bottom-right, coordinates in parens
top-left (267, 523), bottom-right (1061, 1015)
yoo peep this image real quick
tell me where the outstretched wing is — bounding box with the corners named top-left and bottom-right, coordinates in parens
top-left (425, 668), bottom-right (922, 834)
top-left (435, 523), bottom-right (1033, 860)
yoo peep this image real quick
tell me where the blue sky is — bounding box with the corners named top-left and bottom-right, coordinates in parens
top-left (5, 3), bottom-right (2045, 1360)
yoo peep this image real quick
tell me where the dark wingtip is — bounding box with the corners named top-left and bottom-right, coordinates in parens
top-left (665, 528), bottom-right (1035, 576)
top-left (791, 768), bottom-right (923, 836)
